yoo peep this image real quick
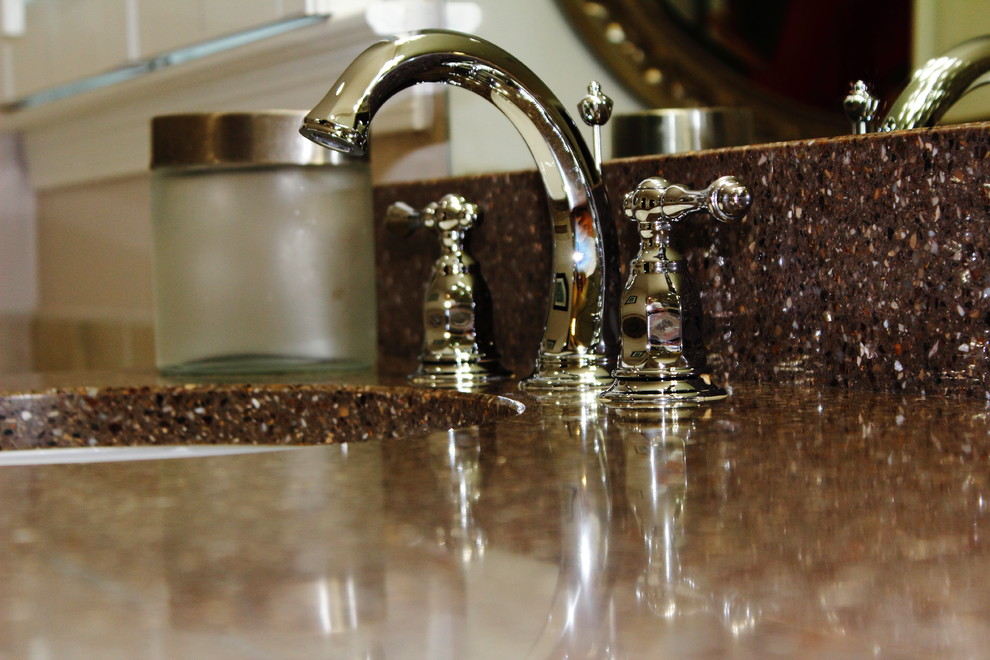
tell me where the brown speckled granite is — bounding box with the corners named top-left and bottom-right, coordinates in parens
top-left (2, 378), bottom-right (990, 656)
top-left (0, 383), bottom-right (519, 449)
top-left (375, 122), bottom-right (990, 398)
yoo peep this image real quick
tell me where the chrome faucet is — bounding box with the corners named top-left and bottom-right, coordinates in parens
top-left (846, 35), bottom-right (990, 133)
top-left (300, 30), bottom-right (620, 391)
top-left (883, 35), bottom-right (990, 131)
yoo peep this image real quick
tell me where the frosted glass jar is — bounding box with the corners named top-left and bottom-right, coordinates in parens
top-left (150, 112), bottom-right (376, 375)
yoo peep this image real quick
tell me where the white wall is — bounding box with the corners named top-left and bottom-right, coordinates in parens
top-left (0, 134), bottom-right (35, 313)
top-left (0, 133), bottom-right (36, 372)
top-left (914, 0), bottom-right (990, 123)
top-left (447, 0), bottom-right (643, 176)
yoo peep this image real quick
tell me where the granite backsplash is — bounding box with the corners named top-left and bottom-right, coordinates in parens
top-left (373, 122), bottom-right (990, 399)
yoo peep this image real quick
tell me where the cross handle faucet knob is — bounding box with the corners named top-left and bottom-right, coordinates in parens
top-left (385, 194), bottom-right (480, 238)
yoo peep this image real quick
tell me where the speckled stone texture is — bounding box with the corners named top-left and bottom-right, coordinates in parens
top-left (0, 384), bottom-right (520, 449)
top-left (4, 381), bottom-right (990, 656)
top-left (374, 122), bottom-right (990, 398)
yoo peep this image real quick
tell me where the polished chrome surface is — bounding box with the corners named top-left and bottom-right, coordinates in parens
top-left (601, 176), bottom-right (751, 410)
top-left (529, 401), bottom-right (616, 657)
top-left (152, 111), bottom-right (355, 169)
top-left (385, 194), bottom-right (511, 387)
top-left (578, 80), bottom-right (614, 170)
top-left (302, 30), bottom-right (620, 391)
top-left (843, 81), bottom-right (880, 135)
top-left (625, 175), bottom-right (751, 224)
top-left (612, 107), bottom-right (755, 158)
top-left (881, 35), bottom-right (990, 132)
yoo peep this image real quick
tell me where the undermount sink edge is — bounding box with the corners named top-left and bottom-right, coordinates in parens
top-left (0, 383), bottom-right (524, 456)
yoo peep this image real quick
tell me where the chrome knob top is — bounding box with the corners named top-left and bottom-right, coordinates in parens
top-left (578, 80), bottom-right (614, 126)
top-left (843, 80), bottom-right (880, 135)
top-left (578, 80), bottom-right (614, 171)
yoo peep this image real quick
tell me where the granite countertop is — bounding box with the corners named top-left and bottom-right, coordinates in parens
top-left (0, 372), bottom-right (989, 658)
top-left (374, 122), bottom-right (990, 399)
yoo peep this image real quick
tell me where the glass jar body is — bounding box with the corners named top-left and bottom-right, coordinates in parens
top-left (151, 163), bottom-right (376, 375)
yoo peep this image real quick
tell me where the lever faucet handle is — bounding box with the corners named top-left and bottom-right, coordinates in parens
top-left (384, 200), bottom-right (423, 237)
top-left (843, 80), bottom-right (880, 134)
top-left (600, 174), bottom-right (752, 411)
top-left (623, 176), bottom-right (752, 225)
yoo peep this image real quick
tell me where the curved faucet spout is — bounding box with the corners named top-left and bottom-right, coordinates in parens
top-left (881, 35), bottom-right (990, 131)
top-left (302, 30), bottom-right (620, 390)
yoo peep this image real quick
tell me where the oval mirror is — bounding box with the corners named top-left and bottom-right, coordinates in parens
top-left (557, 0), bottom-right (912, 142)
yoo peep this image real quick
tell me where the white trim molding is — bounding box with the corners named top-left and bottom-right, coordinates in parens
top-left (2, 11), bottom-right (435, 189)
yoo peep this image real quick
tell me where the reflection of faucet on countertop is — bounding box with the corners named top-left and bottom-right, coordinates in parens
top-left (427, 427), bottom-right (491, 566)
top-left (530, 400), bottom-right (618, 658)
top-left (618, 413), bottom-right (761, 636)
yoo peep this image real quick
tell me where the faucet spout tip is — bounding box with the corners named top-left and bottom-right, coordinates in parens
top-left (299, 117), bottom-right (369, 157)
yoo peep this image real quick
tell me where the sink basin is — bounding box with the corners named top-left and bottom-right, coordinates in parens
top-left (0, 383), bottom-right (523, 465)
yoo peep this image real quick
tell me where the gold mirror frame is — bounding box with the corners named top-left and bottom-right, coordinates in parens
top-left (556, 0), bottom-right (847, 142)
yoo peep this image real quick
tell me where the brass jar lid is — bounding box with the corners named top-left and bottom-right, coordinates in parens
top-left (151, 111), bottom-right (361, 169)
